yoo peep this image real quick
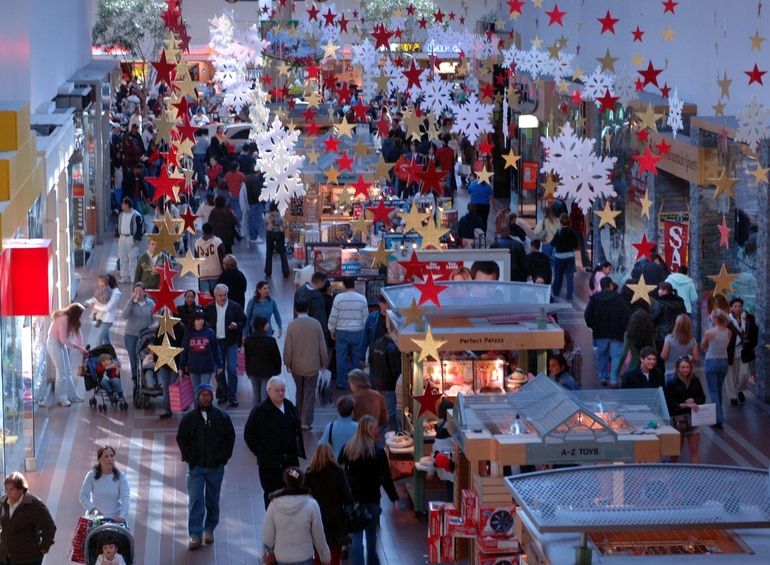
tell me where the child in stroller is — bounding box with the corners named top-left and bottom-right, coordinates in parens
top-left (96, 353), bottom-right (128, 410)
top-left (132, 327), bottom-right (164, 409)
top-left (95, 536), bottom-right (126, 565)
top-left (85, 522), bottom-right (134, 565)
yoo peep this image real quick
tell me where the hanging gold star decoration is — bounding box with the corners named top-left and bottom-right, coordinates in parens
top-left (717, 70), bottom-right (732, 99)
top-left (351, 213), bottom-right (371, 240)
top-left (411, 326), bottom-right (448, 363)
top-left (148, 221), bottom-right (182, 255)
top-left (418, 218), bottom-right (449, 250)
top-left (476, 167), bottom-right (494, 184)
top-left (155, 112), bottom-right (177, 145)
top-left (305, 148), bottom-right (320, 165)
top-left (709, 264), bottom-right (739, 296)
top-left (173, 65), bottom-right (197, 100)
top-left (541, 174), bottom-right (559, 198)
top-left (154, 209), bottom-right (184, 235)
top-left (712, 100), bottom-right (726, 116)
top-left (502, 149), bottom-right (521, 170)
top-left (596, 49), bottom-right (618, 73)
top-left (374, 72), bottom-right (390, 93)
top-left (325, 166), bottom-right (341, 184)
top-left (306, 90), bottom-right (322, 108)
top-left (595, 201), bottom-right (621, 228)
top-left (321, 39), bottom-right (339, 60)
top-left (708, 169), bottom-right (738, 199)
top-left (371, 240), bottom-right (391, 268)
top-left (640, 190), bottom-right (653, 219)
top-left (401, 204), bottom-right (430, 233)
top-left (351, 137), bottom-right (372, 158)
top-left (372, 155), bottom-right (395, 181)
top-left (149, 334), bottom-right (184, 372)
top-left (177, 248), bottom-right (204, 277)
top-left (337, 187), bottom-right (354, 208)
top-left (749, 31), bottom-right (766, 51)
top-left (636, 104), bottom-right (663, 132)
top-left (751, 164), bottom-right (769, 185)
top-left (627, 274), bottom-right (657, 304)
top-left (155, 308), bottom-right (181, 339)
top-left (661, 26), bottom-right (676, 42)
top-left (335, 117), bottom-right (356, 139)
top-left (400, 298), bottom-right (425, 327)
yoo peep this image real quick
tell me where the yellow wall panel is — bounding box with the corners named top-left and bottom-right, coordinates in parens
top-left (0, 136), bottom-right (37, 201)
top-left (0, 104), bottom-right (30, 152)
top-left (0, 161), bottom-right (44, 249)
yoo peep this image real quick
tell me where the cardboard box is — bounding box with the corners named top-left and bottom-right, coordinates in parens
top-left (461, 489), bottom-right (479, 528)
top-left (429, 502), bottom-right (457, 537)
top-left (446, 515), bottom-right (477, 538)
top-left (427, 535), bottom-right (441, 564)
top-left (477, 535), bottom-right (521, 555)
top-left (479, 505), bottom-right (517, 537)
top-left (476, 552), bottom-right (520, 565)
top-left (441, 534), bottom-right (455, 563)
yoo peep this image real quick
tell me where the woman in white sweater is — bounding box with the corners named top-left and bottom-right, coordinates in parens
top-left (262, 467), bottom-right (330, 565)
top-left (79, 445), bottom-right (131, 523)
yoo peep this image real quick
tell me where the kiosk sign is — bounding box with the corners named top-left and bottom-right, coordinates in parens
top-left (527, 441), bottom-right (633, 463)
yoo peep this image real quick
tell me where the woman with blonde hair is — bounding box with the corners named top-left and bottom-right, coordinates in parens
top-left (305, 443), bottom-right (353, 565)
top-left (46, 303), bottom-right (88, 406)
top-left (701, 309), bottom-right (732, 429)
top-left (661, 314), bottom-right (700, 383)
top-left (338, 416), bottom-right (399, 565)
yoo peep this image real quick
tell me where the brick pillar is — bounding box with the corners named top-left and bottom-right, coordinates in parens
top-left (755, 139), bottom-right (769, 403)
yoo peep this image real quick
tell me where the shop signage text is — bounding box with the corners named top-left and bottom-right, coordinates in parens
top-left (663, 221), bottom-right (689, 272)
top-left (647, 132), bottom-right (713, 185)
top-left (526, 441), bottom-right (633, 463)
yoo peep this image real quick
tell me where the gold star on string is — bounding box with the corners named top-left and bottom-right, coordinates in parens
top-left (155, 113), bottom-right (177, 144)
top-left (274, 108), bottom-right (288, 123)
top-left (595, 201), bottom-right (621, 228)
top-left (164, 34), bottom-right (181, 61)
top-left (541, 174), bottom-right (559, 198)
top-left (325, 166), bottom-right (341, 184)
top-left (709, 264), bottom-right (739, 296)
top-left (173, 137), bottom-right (194, 159)
top-left (632, 53), bottom-right (645, 67)
top-left (155, 308), bottom-right (181, 339)
top-left (502, 149), bottom-right (521, 170)
top-left (177, 248), bottom-right (204, 277)
top-left (596, 49), bottom-right (618, 73)
top-left (374, 73), bottom-right (390, 93)
top-left (402, 109), bottom-right (423, 138)
top-left (352, 214), bottom-right (371, 240)
top-left (661, 26), bottom-right (676, 42)
top-left (411, 326), bottom-right (448, 363)
top-left (708, 170), bottom-right (738, 199)
top-left (372, 155), bottom-right (395, 181)
top-left (531, 35), bottom-right (543, 49)
top-left (337, 187), bottom-right (354, 208)
top-left (335, 117), bottom-right (356, 139)
top-left (640, 190), bottom-right (653, 219)
top-left (277, 61), bottom-right (290, 76)
top-left (174, 67), bottom-right (197, 99)
top-left (322, 39), bottom-right (339, 60)
top-left (476, 167), bottom-right (493, 184)
top-left (154, 209), bottom-right (183, 234)
top-left (352, 137), bottom-right (371, 158)
top-left (148, 221), bottom-right (182, 255)
top-left (636, 104), bottom-right (663, 132)
top-left (401, 204), bottom-right (430, 233)
top-left (531, 0), bottom-right (544, 7)
top-left (718, 70), bottom-right (732, 99)
top-left (400, 298), bottom-right (425, 327)
top-left (627, 275), bottom-right (657, 305)
top-left (303, 136), bottom-right (316, 149)
top-left (547, 42), bottom-right (561, 59)
top-left (306, 90), bottom-right (322, 108)
top-left (305, 148), bottom-right (320, 165)
top-left (749, 31), bottom-right (766, 51)
top-left (418, 219), bottom-right (448, 250)
top-left (371, 240), bottom-right (391, 268)
top-left (149, 334), bottom-right (184, 372)
top-left (285, 119), bottom-right (300, 133)
top-left (557, 79), bottom-right (570, 93)
top-left (751, 164), bottom-right (769, 184)
top-left (712, 100), bottom-right (726, 116)
top-left (571, 67), bottom-right (584, 81)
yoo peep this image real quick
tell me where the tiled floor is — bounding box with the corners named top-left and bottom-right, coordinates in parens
top-left (26, 191), bottom-right (770, 564)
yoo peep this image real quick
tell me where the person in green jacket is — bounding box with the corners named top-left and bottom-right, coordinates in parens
top-left (133, 238), bottom-right (168, 290)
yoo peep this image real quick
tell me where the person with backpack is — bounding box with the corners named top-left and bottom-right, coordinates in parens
top-left (114, 198), bottom-right (144, 284)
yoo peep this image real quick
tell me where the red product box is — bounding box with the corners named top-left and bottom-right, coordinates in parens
top-left (427, 535), bottom-right (441, 564)
top-left (476, 552), bottom-right (520, 565)
top-left (479, 505), bottom-right (517, 537)
top-left (446, 515), bottom-right (477, 538)
top-left (478, 535), bottom-right (521, 555)
top-left (461, 489), bottom-right (479, 527)
top-left (441, 534), bottom-right (455, 563)
top-left (429, 502), bottom-right (456, 537)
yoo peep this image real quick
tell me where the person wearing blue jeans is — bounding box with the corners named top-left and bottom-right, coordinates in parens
top-left (328, 278), bottom-right (369, 390)
top-left (176, 384), bottom-right (235, 550)
top-left (552, 255), bottom-right (576, 300)
top-left (248, 201), bottom-right (264, 243)
top-left (584, 276), bottom-right (630, 387)
top-left (218, 340), bottom-right (239, 405)
top-left (549, 216), bottom-right (579, 300)
top-left (701, 309), bottom-right (732, 428)
top-left (595, 338), bottom-right (625, 386)
top-left (203, 284), bottom-right (247, 407)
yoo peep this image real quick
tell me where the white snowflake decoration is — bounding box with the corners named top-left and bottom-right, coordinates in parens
top-left (222, 83), bottom-right (253, 113)
top-left (383, 59), bottom-right (407, 94)
top-left (502, 45), bottom-right (520, 69)
top-left (583, 66), bottom-right (615, 105)
top-left (541, 50), bottom-right (574, 80)
top-left (517, 47), bottom-right (550, 79)
top-left (420, 75), bottom-right (454, 117)
top-left (248, 84), bottom-right (271, 138)
top-left (541, 122), bottom-right (617, 214)
top-left (450, 93), bottom-right (494, 145)
top-left (667, 88), bottom-right (684, 139)
top-left (614, 71), bottom-right (638, 108)
top-left (352, 39), bottom-right (378, 70)
top-left (736, 97), bottom-right (770, 150)
top-left (255, 117), bottom-right (305, 216)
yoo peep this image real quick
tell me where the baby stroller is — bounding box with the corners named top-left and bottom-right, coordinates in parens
top-left (84, 519), bottom-right (134, 565)
top-left (81, 344), bottom-right (127, 413)
top-left (132, 327), bottom-right (164, 409)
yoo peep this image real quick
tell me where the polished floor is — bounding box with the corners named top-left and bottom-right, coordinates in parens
top-left (28, 192), bottom-right (770, 564)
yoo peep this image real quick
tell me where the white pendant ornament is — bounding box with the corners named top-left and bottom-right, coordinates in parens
top-left (451, 93), bottom-right (494, 145)
top-left (256, 117), bottom-right (305, 216)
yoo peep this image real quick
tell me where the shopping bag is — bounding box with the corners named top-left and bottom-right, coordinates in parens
top-left (316, 368), bottom-right (333, 407)
top-left (169, 375), bottom-right (194, 413)
top-left (237, 348), bottom-right (246, 377)
top-left (69, 515), bottom-right (92, 563)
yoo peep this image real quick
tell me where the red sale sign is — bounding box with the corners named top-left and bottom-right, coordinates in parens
top-left (664, 222), bottom-right (688, 272)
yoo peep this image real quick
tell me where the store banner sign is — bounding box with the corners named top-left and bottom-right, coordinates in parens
top-left (73, 182), bottom-right (85, 231)
top-left (521, 161), bottom-right (538, 190)
top-left (663, 222), bottom-right (688, 272)
top-left (526, 441), bottom-right (634, 463)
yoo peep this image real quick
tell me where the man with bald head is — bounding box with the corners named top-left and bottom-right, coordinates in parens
top-left (203, 284), bottom-right (247, 407)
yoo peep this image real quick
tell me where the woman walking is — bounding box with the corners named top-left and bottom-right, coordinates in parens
top-left (338, 415), bottom-right (400, 565)
top-left (550, 214), bottom-right (579, 301)
top-left (79, 445), bottom-right (131, 523)
top-left (176, 290), bottom-right (203, 329)
top-left (245, 281), bottom-right (283, 337)
top-left (305, 443), bottom-right (353, 565)
top-left (701, 309), bottom-right (732, 429)
top-left (262, 467), bottom-right (331, 565)
top-left (265, 202), bottom-right (291, 278)
top-left (661, 314), bottom-right (700, 383)
top-left (46, 303), bottom-right (88, 407)
top-left (664, 356), bottom-right (706, 462)
top-left (122, 282), bottom-right (156, 383)
top-left (85, 274), bottom-right (121, 347)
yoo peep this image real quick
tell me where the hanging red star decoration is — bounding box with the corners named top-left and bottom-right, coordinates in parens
top-left (662, 0), bottom-right (678, 14)
top-left (352, 99), bottom-right (369, 121)
top-left (406, 3), bottom-right (415, 16)
top-left (180, 205), bottom-right (197, 234)
top-left (545, 3), bottom-right (567, 26)
top-left (638, 61), bottom-right (663, 88)
top-left (655, 138), bottom-right (672, 156)
top-left (322, 7), bottom-right (336, 27)
top-left (479, 82), bottom-right (495, 101)
top-left (336, 82), bottom-right (353, 104)
top-left (398, 251), bottom-right (427, 281)
top-left (338, 14), bottom-right (349, 33)
top-left (307, 4), bottom-right (320, 20)
top-left (632, 233), bottom-right (657, 261)
top-left (659, 83), bottom-right (672, 98)
top-left (414, 273), bottom-right (448, 306)
top-left (368, 199), bottom-right (396, 224)
top-left (148, 280), bottom-right (184, 314)
top-left (631, 26), bottom-right (645, 42)
top-left (305, 120), bottom-right (321, 136)
top-left (197, 292), bottom-right (215, 307)
top-left (376, 115), bottom-right (391, 137)
top-left (402, 60), bottom-right (423, 91)
top-left (745, 63), bottom-right (766, 85)
top-left (414, 386), bottom-right (443, 417)
top-left (418, 16), bottom-right (429, 29)
top-left (597, 10), bottom-right (619, 34)
top-left (633, 146), bottom-right (662, 175)
top-left (571, 90), bottom-right (583, 104)
top-left (323, 133), bottom-right (340, 154)
top-left (152, 50), bottom-right (176, 88)
top-left (717, 215), bottom-right (731, 249)
top-left (596, 89), bottom-right (620, 112)
top-left (371, 24), bottom-right (394, 50)
top-left (154, 258), bottom-right (180, 288)
top-left (478, 137), bottom-right (494, 156)
top-left (336, 151), bottom-right (354, 172)
top-left (433, 9), bottom-right (445, 23)
top-left (172, 97), bottom-right (191, 120)
top-left (350, 175), bottom-right (372, 199)
top-left (147, 166), bottom-right (182, 203)
top-left (418, 161), bottom-right (447, 196)
top-left (635, 129), bottom-right (650, 143)
top-left (175, 117), bottom-right (198, 144)
top-left (507, 0), bottom-right (525, 17)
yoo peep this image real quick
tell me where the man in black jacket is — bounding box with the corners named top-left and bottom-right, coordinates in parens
top-left (176, 384), bottom-right (236, 550)
top-left (650, 282), bottom-right (687, 353)
top-left (621, 347), bottom-right (664, 390)
top-left (726, 297), bottom-right (759, 405)
top-left (244, 169), bottom-right (265, 244)
top-left (204, 284), bottom-right (247, 407)
top-left (490, 224), bottom-right (529, 282)
top-left (585, 277), bottom-right (630, 387)
top-left (526, 239), bottom-right (552, 284)
top-left (370, 328), bottom-right (402, 431)
top-left (293, 272), bottom-right (329, 341)
top-left (457, 203), bottom-right (485, 241)
top-left (244, 376), bottom-right (305, 508)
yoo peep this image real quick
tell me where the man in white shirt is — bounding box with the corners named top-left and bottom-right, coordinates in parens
top-left (114, 198), bottom-right (143, 283)
top-left (328, 277), bottom-right (369, 390)
top-left (203, 284), bottom-right (247, 407)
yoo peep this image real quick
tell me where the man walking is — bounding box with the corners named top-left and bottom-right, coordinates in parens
top-left (114, 197), bottom-right (144, 284)
top-left (195, 223), bottom-right (225, 295)
top-left (176, 384), bottom-right (235, 550)
top-left (328, 277), bottom-right (368, 390)
top-left (284, 300), bottom-right (328, 429)
top-left (584, 277), bottom-right (630, 387)
top-left (204, 284), bottom-right (247, 407)
top-left (245, 169), bottom-right (265, 244)
top-left (621, 347), bottom-right (664, 389)
top-left (490, 223), bottom-right (529, 282)
top-left (293, 272), bottom-right (329, 336)
top-left (244, 376), bottom-right (305, 508)
top-left (370, 324), bottom-right (402, 431)
top-left (727, 297), bottom-right (758, 406)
